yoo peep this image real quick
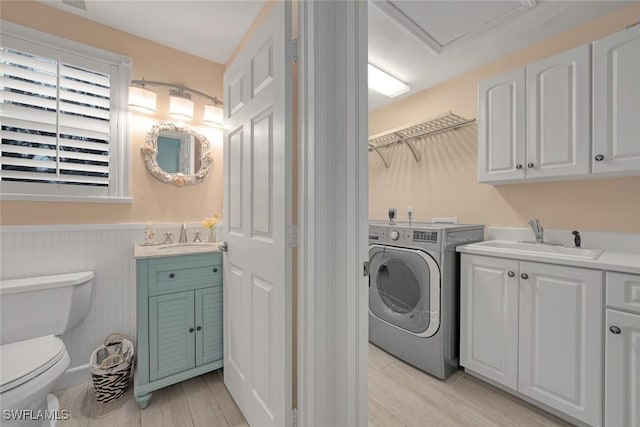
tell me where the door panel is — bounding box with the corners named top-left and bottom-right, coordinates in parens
top-left (593, 25), bottom-right (640, 174)
top-left (478, 68), bottom-right (526, 183)
top-left (460, 254), bottom-right (519, 390)
top-left (605, 309), bottom-right (640, 427)
top-left (149, 291), bottom-right (195, 381)
top-left (195, 287), bottom-right (223, 366)
top-left (223, 2), bottom-right (291, 426)
top-left (518, 262), bottom-right (602, 425)
top-left (526, 44), bottom-right (591, 179)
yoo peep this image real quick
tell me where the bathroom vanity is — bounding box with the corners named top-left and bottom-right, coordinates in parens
top-left (133, 244), bottom-right (222, 409)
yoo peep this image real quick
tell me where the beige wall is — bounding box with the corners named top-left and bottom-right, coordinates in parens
top-left (0, 1), bottom-right (225, 225)
top-left (369, 2), bottom-right (640, 233)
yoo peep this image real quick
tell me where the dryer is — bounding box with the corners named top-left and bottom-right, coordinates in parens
top-left (369, 222), bottom-right (483, 379)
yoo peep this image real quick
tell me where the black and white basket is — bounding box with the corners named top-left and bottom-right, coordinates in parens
top-left (90, 333), bottom-right (134, 403)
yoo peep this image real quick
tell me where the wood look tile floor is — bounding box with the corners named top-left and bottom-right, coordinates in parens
top-left (55, 346), bottom-right (572, 426)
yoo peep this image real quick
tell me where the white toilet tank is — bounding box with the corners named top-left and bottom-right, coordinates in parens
top-left (0, 272), bottom-right (93, 345)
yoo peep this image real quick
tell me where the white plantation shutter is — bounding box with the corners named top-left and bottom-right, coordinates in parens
top-left (0, 24), bottom-right (131, 200)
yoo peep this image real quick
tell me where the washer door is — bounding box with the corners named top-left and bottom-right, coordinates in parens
top-left (369, 244), bottom-right (440, 337)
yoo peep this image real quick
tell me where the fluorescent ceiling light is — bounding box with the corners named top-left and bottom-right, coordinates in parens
top-left (368, 64), bottom-right (410, 98)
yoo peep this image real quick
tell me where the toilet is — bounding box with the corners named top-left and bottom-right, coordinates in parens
top-left (0, 271), bottom-right (93, 427)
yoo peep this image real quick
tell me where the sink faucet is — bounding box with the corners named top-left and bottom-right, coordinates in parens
top-left (528, 219), bottom-right (544, 243)
top-left (179, 223), bottom-right (188, 243)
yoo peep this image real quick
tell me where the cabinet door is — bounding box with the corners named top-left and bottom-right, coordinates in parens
top-left (195, 287), bottom-right (223, 366)
top-left (460, 254), bottom-right (519, 389)
top-left (149, 291), bottom-right (196, 381)
top-left (605, 309), bottom-right (640, 427)
top-left (593, 25), bottom-right (640, 175)
top-left (518, 262), bottom-right (602, 426)
top-left (478, 68), bottom-right (526, 183)
top-left (526, 44), bottom-right (591, 179)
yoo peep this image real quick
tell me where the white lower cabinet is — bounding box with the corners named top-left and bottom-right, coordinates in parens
top-left (461, 254), bottom-right (603, 426)
top-left (605, 310), bottom-right (640, 427)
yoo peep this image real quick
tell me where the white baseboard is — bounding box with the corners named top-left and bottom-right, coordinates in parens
top-left (54, 363), bottom-right (91, 391)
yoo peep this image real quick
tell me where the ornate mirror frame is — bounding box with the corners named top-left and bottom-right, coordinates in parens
top-left (141, 122), bottom-right (214, 186)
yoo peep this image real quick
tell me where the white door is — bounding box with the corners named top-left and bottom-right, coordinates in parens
top-left (518, 262), bottom-right (602, 426)
top-left (460, 254), bottom-right (519, 390)
top-left (478, 68), bottom-right (526, 183)
top-left (593, 25), bottom-right (640, 175)
top-left (222, 2), bottom-right (292, 426)
top-left (525, 44), bottom-right (591, 179)
top-left (605, 309), bottom-right (640, 427)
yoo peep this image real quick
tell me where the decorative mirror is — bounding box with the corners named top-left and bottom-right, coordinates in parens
top-left (141, 122), bottom-right (213, 186)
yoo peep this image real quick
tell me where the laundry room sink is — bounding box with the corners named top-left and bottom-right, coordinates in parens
top-left (474, 240), bottom-right (603, 260)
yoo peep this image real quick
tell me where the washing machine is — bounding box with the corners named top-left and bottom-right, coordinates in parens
top-left (369, 222), bottom-right (484, 379)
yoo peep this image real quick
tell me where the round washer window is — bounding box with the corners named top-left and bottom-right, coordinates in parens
top-left (376, 258), bottom-right (422, 314)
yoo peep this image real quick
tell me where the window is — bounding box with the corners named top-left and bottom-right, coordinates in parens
top-left (0, 22), bottom-right (131, 201)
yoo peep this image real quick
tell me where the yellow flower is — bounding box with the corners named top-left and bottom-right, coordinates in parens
top-left (202, 213), bottom-right (220, 229)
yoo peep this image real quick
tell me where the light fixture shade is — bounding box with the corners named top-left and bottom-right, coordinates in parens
top-left (129, 86), bottom-right (157, 113)
top-left (368, 64), bottom-right (410, 98)
top-left (204, 104), bottom-right (224, 125)
top-left (169, 95), bottom-right (194, 120)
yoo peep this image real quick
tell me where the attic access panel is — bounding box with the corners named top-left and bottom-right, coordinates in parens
top-left (374, 0), bottom-right (537, 53)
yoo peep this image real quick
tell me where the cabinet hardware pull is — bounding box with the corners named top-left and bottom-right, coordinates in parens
top-left (521, 273), bottom-right (529, 280)
top-left (609, 326), bottom-right (622, 334)
top-left (515, 164), bottom-right (522, 170)
top-left (594, 154), bottom-right (605, 161)
top-left (196, 326), bottom-right (202, 331)
top-left (169, 273), bottom-right (175, 279)
top-left (213, 268), bottom-right (218, 273)
top-left (507, 271), bottom-right (515, 277)
top-left (189, 328), bottom-right (194, 333)
top-left (527, 163), bottom-right (535, 168)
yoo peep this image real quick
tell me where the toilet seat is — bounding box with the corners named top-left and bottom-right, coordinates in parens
top-left (0, 335), bottom-right (66, 393)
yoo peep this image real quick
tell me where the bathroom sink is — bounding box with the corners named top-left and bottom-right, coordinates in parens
top-left (474, 240), bottom-right (603, 260)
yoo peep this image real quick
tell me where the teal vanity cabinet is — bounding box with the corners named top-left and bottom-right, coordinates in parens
top-left (134, 251), bottom-right (223, 408)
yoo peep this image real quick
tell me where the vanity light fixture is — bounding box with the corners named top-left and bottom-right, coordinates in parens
top-left (368, 63), bottom-right (410, 98)
top-left (129, 79), bottom-right (223, 124)
top-left (169, 90), bottom-right (194, 121)
top-left (203, 104), bottom-right (224, 126)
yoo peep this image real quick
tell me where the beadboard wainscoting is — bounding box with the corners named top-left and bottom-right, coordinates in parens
top-left (0, 222), bottom-right (224, 390)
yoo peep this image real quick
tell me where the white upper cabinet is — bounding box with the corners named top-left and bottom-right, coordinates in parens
top-left (526, 45), bottom-right (591, 179)
top-left (478, 69), bottom-right (526, 183)
top-left (593, 25), bottom-right (640, 175)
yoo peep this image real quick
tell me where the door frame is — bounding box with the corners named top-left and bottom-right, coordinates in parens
top-left (296, 1), bottom-right (369, 426)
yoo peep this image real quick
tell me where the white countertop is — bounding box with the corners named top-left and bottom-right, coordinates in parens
top-left (457, 241), bottom-right (640, 275)
top-left (134, 242), bottom-right (221, 259)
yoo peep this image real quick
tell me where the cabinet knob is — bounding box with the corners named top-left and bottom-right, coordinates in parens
top-left (196, 326), bottom-right (202, 331)
top-left (595, 154), bottom-right (605, 162)
top-left (507, 271), bottom-right (515, 277)
top-left (527, 163), bottom-right (535, 169)
top-left (515, 164), bottom-right (522, 170)
top-left (609, 326), bottom-right (622, 335)
top-left (189, 328), bottom-right (194, 333)
top-left (169, 273), bottom-right (175, 279)
top-left (213, 268), bottom-right (218, 273)
top-left (521, 273), bottom-right (529, 280)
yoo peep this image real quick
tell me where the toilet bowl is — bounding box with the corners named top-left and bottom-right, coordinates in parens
top-left (0, 272), bottom-right (93, 427)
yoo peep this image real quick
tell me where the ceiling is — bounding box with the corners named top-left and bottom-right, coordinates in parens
top-left (40, 0), bottom-right (632, 112)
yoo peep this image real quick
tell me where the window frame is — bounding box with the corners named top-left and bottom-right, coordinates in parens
top-left (0, 21), bottom-right (132, 203)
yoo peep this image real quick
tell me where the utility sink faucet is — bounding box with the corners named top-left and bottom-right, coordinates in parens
top-left (179, 223), bottom-right (188, 243)
top-left (528, 219), bottom-right (544, 243)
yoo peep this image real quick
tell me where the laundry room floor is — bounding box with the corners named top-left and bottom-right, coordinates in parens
top-left (368, 343), bottom-right (572, 427)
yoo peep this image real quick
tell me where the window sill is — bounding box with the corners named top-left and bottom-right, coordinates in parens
top-left (0, 193), bottom-right (133, 204)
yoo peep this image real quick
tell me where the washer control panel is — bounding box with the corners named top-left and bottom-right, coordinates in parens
top-left (413, 230), bottom-right (438, 243)
top-left (390, 230), bottom-right (400, 241)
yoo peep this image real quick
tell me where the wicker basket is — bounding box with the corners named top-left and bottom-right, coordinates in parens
top-left (90, 333), bottom-right (134, 403)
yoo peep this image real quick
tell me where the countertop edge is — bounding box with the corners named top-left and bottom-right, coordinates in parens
top-left (457, 244), bottom-right (640, 275)
top-left (133, 244), bottom-right (221, 259)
